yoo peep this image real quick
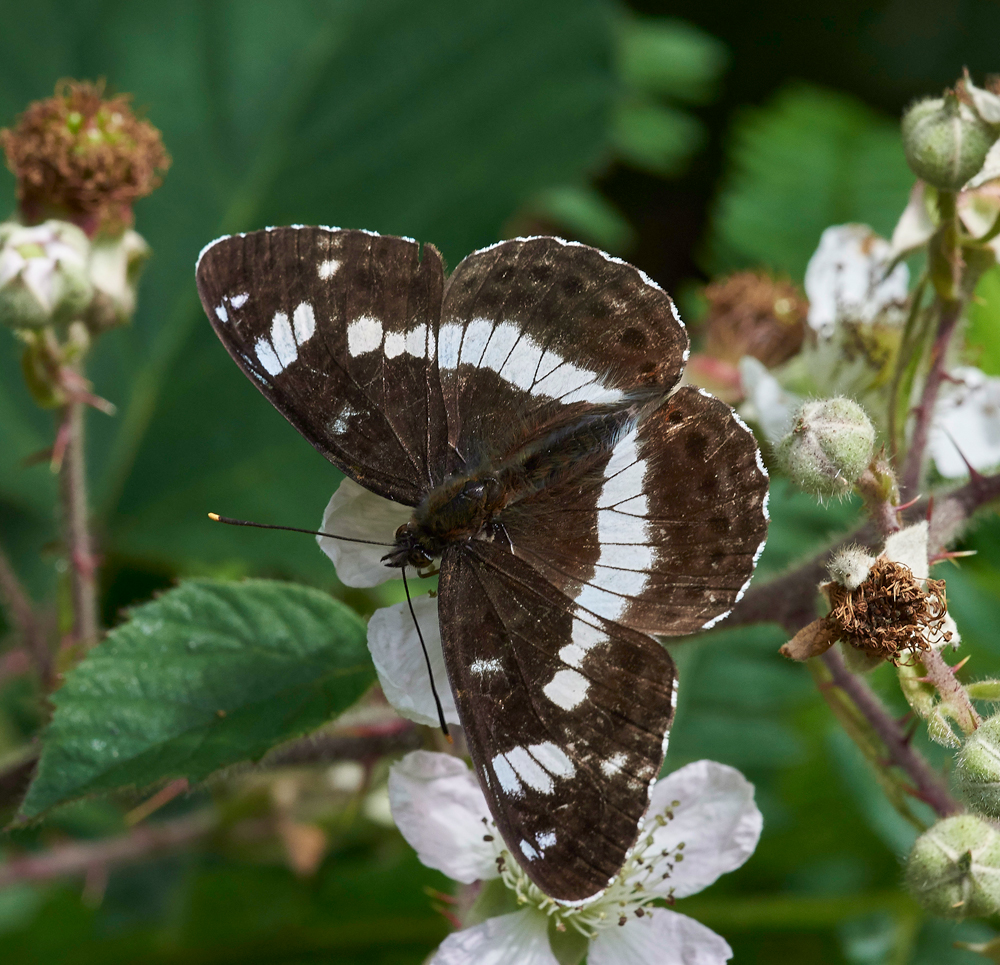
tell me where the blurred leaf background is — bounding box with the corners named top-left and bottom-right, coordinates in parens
top-left (2, 0), bottom-right (1000, 962)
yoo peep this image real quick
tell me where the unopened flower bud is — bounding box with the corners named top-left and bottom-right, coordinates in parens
top-left (0, 220), bottom-right (92, 329)
top-left (827, 545), bottom-right (876, 590)
top-left (776, 397), bottom-right (876, 498)
top-left (86, 229), bottom-right (150, 330)
top-left (957, 716), bottom-right (1000, 817)
top-left (906, 815), bottom-right (1000, 919)
top-left (902, 94), bottom-right (996, 191)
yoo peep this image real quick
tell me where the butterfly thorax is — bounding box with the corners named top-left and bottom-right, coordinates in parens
top-left (383, 411), bottom-right (629, 571)
top-left (383, 473), bottom-right (510, 570)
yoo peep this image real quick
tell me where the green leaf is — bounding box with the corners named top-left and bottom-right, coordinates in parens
top-left (709, 84), bottom-right (914, 278)
top-left (0, 0), bottom-right (621, 583)
top-left (611, 99), bottom-right (705, 176)
top-left (617, 16), bottom-right (728, 104)
top-left (21, 579), bottom-right (373, 817)
top-left (527, 184), bottom-right (635, 253)
top-left (967, 265), bottom-right (1000, 376)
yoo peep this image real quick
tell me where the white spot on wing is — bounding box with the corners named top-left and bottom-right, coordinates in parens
top-left (470, 657), bottom-right (503, 676)
top-left (701, 609), bottom-right (732, 630)
top-left (347, 315), bottom-right (383, 356)
top-left (537, 831), bottom-right (557, 849)
top-left (601, 752), bottom-right (628, 777)
top-left (528, 742), bottom-right (575, 779)
top-left (293, 302), bottom-right (316, 344)
top-left (491, 755), bottom-right (523, 798)
top-left (318, 258), bottom-right (340, 279)
top-left (505, 747), bottom-right (554, 794)
top-left (270, 311), bottom-right (297, 368)
top-left (254, 338), bottom-right (283, 377)
top-left (520, 840), bottom-right (540, 861)
top-left (437, 322), bottom-right (463, 369)
top-left (384, 330), bottom-right (405, 359)
top-left (405, 324), bottom-right (428, 358)
top-left (214, 304), bottom-right (228, 323)
top-left (543, 669), bottom-right (589, 711)
top-left (230, 292), bottom-right (249, 309)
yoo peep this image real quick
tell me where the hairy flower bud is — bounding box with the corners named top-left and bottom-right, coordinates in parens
top-left (827, 545), bottom-right (876, 590)
top-left (906, 815), bottom-right (1000, 919)
top-left (0, 220), bottom-right (92, 329)
top-left (776, 397), bottom-right (876, 498)
top-left (957, 716), bottom-right (1000, 817)
top-left (902, 94), bottom-right (996, 192)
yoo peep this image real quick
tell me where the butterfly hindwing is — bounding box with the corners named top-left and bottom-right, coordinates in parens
top-left (438, 539), bottom-right (677, 902)
top-left (499, 385), bottom-right (769, 635)
top-left (196, 227), bottom-right (448, 505)
top-left (438, 237), bottom-right (689, 473)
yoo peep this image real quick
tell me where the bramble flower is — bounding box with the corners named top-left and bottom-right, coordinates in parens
top-left (0, 219), bottom-right (92, 329)
top-left (388, 751), bottom-right (762, 965)
top-left (928, 365), bottom-right (1000, 478)
top-left (738, 224), bottom-right (906, 444)
top-left (317, 477), bottom-right (459, 727)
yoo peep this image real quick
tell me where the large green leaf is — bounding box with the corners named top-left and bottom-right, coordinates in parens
top-left (21, 579), bottom-right (373, 816)
top-left (709, 84), bottom-right (914, 279)
top-left (0, 0), bottom-right (621, 583)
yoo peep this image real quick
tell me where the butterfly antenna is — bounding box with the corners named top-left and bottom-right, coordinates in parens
top-left (207, 513), bottom-right (392, 547)
top-left (401, 566), bottom-right (451, 741)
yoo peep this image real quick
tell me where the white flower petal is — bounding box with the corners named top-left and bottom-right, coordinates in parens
top-left (388, 751), bottom-right (499, 884)
top-left (367, 595), bottom-right (460, 727)
top-left (929, 366), bottom-right (1000, 479)
top-left (891, 182), bottom-right (936, 257)
top-left (967, 140), bottom-right (1000, 189)
top-left (965, 74), bottom-right (1000, 125)
top-left (883, 521), bottom-right (929, 580)
top-left (589, 908), bottom-right (732, 965)
top-left (804, 224), bottom-right (908, 337)
top-left (646, 760), bottom-right (762, 899)
top-left (316, 477), bottom-right (411, 586)
top-left (429, 910), bottom-right (557, 965)
top-left (737, 356), bottom-right (799, 446)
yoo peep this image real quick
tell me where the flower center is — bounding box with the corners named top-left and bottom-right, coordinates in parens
top-left (488, 803), bottom-right (685, 939)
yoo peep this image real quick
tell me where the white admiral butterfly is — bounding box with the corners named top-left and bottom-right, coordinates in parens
top-left (196, 228), bottom-right (769, 901)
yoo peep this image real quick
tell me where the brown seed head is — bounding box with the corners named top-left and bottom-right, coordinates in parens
top-left (702, 271), bottom-right (807, 368)
top-left (825, 557), bottom-right (952, 662)
top-left (0, 79), bottom-right (170, 237)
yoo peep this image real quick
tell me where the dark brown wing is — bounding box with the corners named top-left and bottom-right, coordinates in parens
top-left (437, 237), bottom-right (689, 474)
top-left (438, 540), bottom-right (676, 902)
top-left (196, 227), bottom-right (448, 505)
top-left (499, 386), bottom-right (769, 636)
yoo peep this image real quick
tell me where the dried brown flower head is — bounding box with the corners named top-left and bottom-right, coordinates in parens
top-left (825, 557), bottom-right (952, 661)
top-left (0, 79), bottom-right (170, 236)
top-left (702, 271), bottom-right (807, 368)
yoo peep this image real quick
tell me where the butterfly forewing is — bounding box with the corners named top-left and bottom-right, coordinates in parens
top-left (196, 228), bottom-right (448, 504)
top-left (500, 386), bottom-right (770, 635)
top-left (438, 237), bottom-right (688, 471)
top-left (438, 540), bottom-right (676, 902)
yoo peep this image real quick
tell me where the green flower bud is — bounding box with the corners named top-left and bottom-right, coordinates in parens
top-left (0, 219), bottom-right (92, 329)
top-left (776, 397), bottom-right (876, 498)
top-left (957, 715), bottom-right (1000, 817)
top-left (906, 815), bottom-right (1000, 919)
top-left (86, 228), bottom-right (150, 330)
top-left (902, 94), bottom-right (997, 192)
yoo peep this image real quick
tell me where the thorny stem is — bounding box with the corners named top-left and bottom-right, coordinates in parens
top-left (0, 542), bottom-right (52, 687)
top-left (819, 648), bottom-right (962, 819)
top-left (920, 646), bottom-right (981, 735)
top-left (900, 296), bottom-right (964, 499)
top-left (60, 399), bottom-right (99, 650)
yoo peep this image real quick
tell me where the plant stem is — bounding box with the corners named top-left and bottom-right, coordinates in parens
top-left (920, 646), bottom-right (981, 734)
top-left (900, 296), bottom-right (964, 498)
top-left (819, 648), bottom-right (961, 818)
top-left (60, 400), bottom-right (99, 650)
top-left (0, 543), bottom-right (52, 686)
top-left (0, 811), bottom-right (215, 889)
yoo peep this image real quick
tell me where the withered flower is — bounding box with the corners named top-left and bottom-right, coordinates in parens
top-left (0, 79), bottom-right (170, 236)
top-left (701, 271), bottom-right (807, 368)
top-left (782, 522), bottom-right (958, 664)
